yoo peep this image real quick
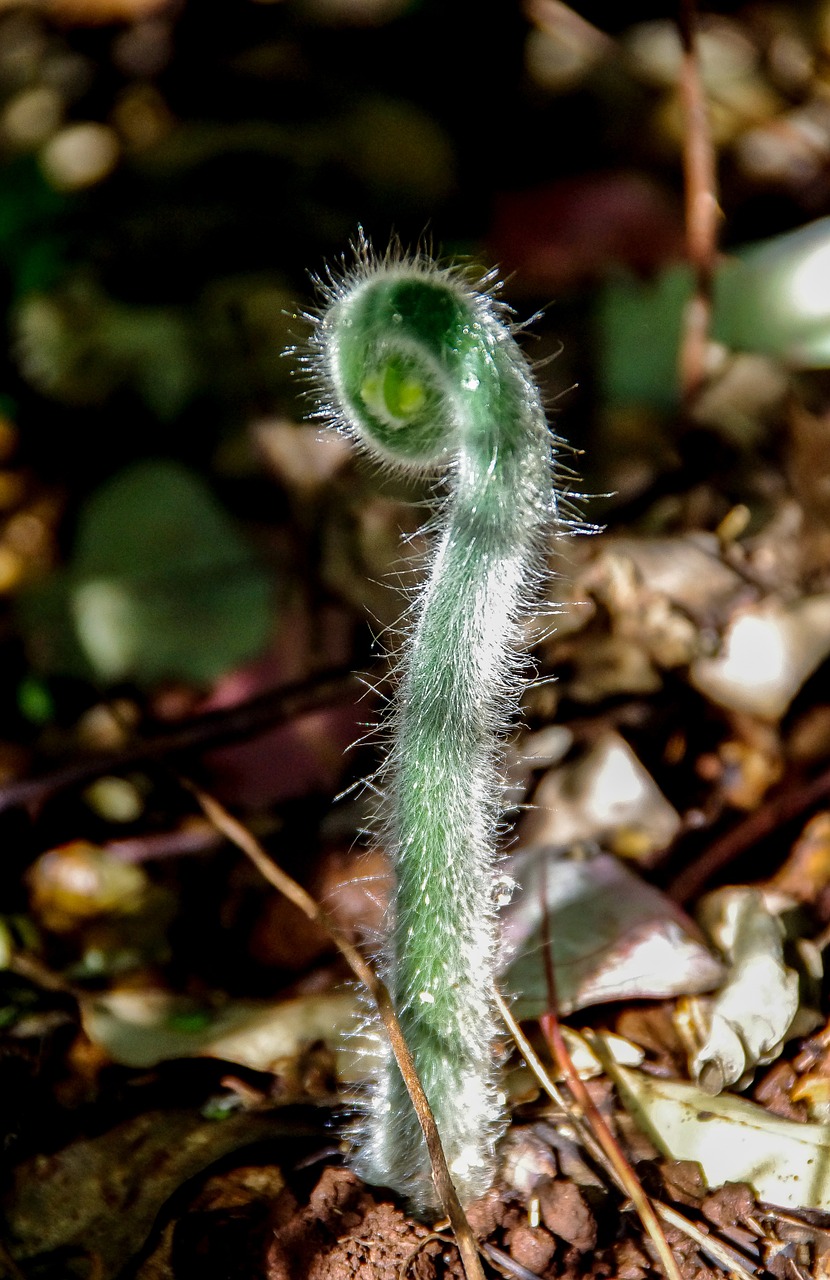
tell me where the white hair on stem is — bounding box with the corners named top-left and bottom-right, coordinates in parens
top-left (299, 231), bottom-right (579, 1214)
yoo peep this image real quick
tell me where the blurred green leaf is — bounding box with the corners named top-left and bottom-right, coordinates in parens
top-left (21, 460), bottom-right (276, 686)
top-left (597, 265), bottom-right (690, 410)
top-left (716, 218), bottom-right (830, 366)
top-left (17, 674), bottom-right (55, 725)
top-left (15, 280), bottom-right (199, 418)
top-left (598, 217), bottom-right (830, 409)
top-left (0, 157), bottom-right (70, 296)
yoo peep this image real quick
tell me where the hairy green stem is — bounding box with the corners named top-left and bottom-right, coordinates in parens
top-left (309, 241), bottom-right (560, 1212)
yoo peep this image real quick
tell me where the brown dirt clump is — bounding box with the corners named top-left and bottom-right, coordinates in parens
top-left (265, 1166), bottom-right (464, 1280)
top-left (538, 1177), bottom-right (598, 1252)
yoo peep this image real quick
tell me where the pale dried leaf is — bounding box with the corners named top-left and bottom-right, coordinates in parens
top-left (690, 595), bottom-right (830, 719)
top-left (597, 533), bottom-right (743, 620)
top-left (691, 887), bottom-right (801, 1092)
top-left (614, 1066), bottom-right (830, 1212)
top-left (520, 731), bottom-right (682, 858)
top-left (81, 988), bottom-right (366, 1080)
top-left (502, 845), bottom-right (723, 1016)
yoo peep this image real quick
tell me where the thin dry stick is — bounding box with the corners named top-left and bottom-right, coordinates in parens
top-left (668, 760), bottom-right (830, 903)
top-left (493, 991), bottom-right (597, 1152)
top-left (540, 1009), bottom-right (682, 1280)
top-left (677, 0), bottom-right (720, 401)
top-left (538, 862), bottom-right (681, 1280)
top-left (651, 1198), bottom-right (758, 1280)
top-left (398, 1229), bottom-right (455, 1280)
top-left (0, 667), bottom-right (358, 815)
top-left (495, 999), bottom-right (757, 1280)
top-left (585, 1035), bottom-right (763, 1280)
top-left (190, 784), bottom-right (486, 1280)
top-left (480, 1241), bottom-right (548, 1280)
top-left (493, 993), bottom-right (682, 1280)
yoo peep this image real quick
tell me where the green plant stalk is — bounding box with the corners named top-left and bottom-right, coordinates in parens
top-left (310, 241), bottom-right (560, 1212)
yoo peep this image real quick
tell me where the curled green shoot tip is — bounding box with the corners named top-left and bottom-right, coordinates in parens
top-left (305, 234), bottom-right (574, 1213)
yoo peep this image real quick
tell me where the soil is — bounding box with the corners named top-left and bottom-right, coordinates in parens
top-left (123, 1152), bottom-right (830, 1279)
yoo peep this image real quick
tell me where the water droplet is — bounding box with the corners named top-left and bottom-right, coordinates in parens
top-left (492, 875), bottom-right (516, 907)
top-left (392, 312), bottom-right (402, 324)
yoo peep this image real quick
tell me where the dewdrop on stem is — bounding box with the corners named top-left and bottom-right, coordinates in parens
top-left (306, 235), bottom-right (571, 1214)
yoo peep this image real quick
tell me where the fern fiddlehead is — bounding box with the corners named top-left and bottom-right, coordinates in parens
top-left (309, 240), bottom-right (562, 1213)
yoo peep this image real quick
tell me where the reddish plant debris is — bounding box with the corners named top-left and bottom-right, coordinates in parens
top-left (487, 173), bottom-right (685, 294)
top-left (753, 1057), bottom-right (810, 1122)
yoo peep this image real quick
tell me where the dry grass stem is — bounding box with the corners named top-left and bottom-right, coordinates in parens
top-left (495, 992), bottom-right (684, 1280)
top-left (190, 783), bottom-right (486, 1280)
top-left (677, 0), bottom-right (720, 400)
top-left (650, 1199), bottom-right (759, 1280)
top-left (539, 1011), bottom-right (682, 1280)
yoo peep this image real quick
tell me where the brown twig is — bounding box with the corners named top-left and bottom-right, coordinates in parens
top-left (493, 991), bottom-right (596, 1154)
top-left (677, 0), bottom-right (720, 401)
top-left (667, 763), bottom-right (830, 903)
top-left (538, 1013), bottom-right (682, 1280)
top-left (493, 997), bottom-right (759, 1280)
top-left (188, 783), bottom-right (486, 1280)
top-left (535, 860), bottom-right (682, 1280)
top-left (398, 1228), bottom-right (455, 1280)
top-left (648, 1196), bottom-right (758, 1280)
top-left (0, 668), bottom-right (358, 815)
top-left (105, 820), bottom-right (223, 864)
